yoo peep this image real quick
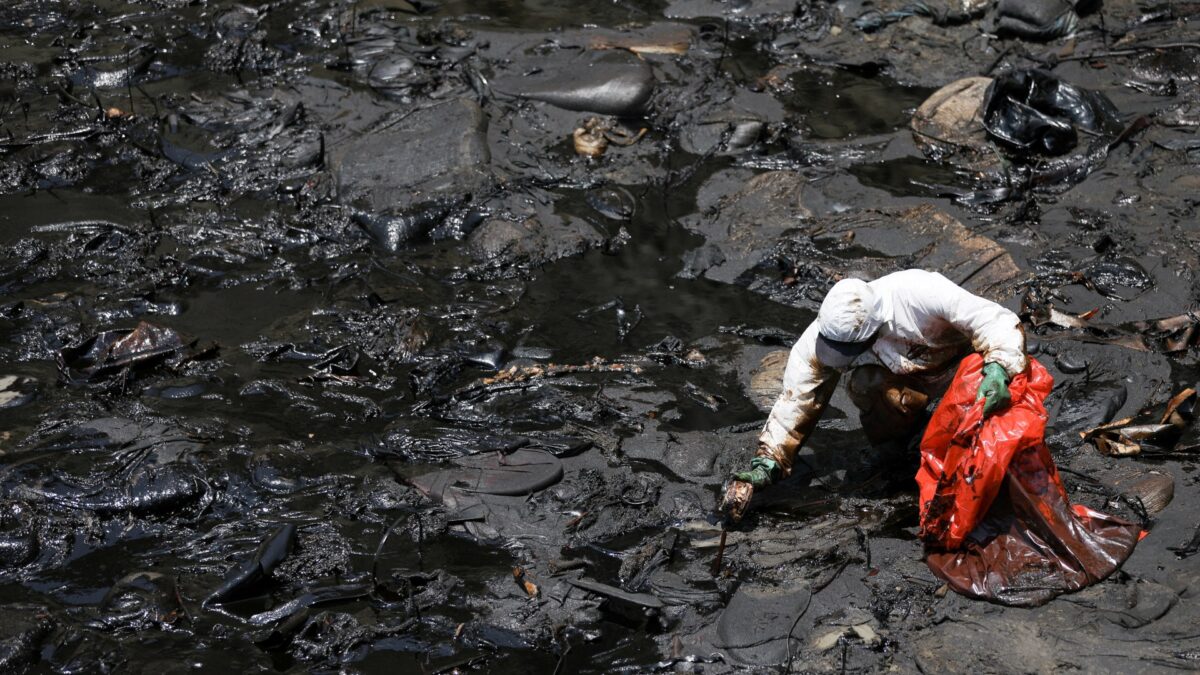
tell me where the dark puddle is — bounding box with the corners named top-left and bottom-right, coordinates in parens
top-left (778, 68), bottom-right (933, 139)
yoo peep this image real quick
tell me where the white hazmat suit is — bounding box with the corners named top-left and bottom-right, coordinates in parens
top-left (756, 268), bottom-right (1027, 477)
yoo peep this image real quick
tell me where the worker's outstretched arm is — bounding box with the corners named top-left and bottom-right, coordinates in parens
top-left (755, 323), bottom-right (840, 478)
top-left (723, 323), bottom-right (837, 521)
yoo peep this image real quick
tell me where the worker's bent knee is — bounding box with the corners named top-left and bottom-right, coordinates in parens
top-left (847, 365), bottom-right (929, 417)
top-left (847, 365), bottom-right (890, 411)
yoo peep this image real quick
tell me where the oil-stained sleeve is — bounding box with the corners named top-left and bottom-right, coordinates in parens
top-left (755, 322), bottom-right (839, 478)
top-left (923, 271), bottom-right (1027, 376)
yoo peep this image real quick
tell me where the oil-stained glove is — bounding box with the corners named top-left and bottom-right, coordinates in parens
top-left (720, 480), bottom-right (755, 523)
top-left (976, 361), bottom-right (1012, 416)
top-left (720, 457), bottom-right (780, 523)
top-left (733, 456), bottom-right (780, 487)
top-left (991, 0), bottom-right (1080, 40)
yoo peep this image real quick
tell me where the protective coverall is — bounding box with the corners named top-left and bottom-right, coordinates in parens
top-left (723, 269), bottom-right (1026, 520)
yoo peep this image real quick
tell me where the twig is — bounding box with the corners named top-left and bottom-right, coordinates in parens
top-left (370, 513), bottom-right (409, 587)
top-left (710, 528), bottom-right (728, 576)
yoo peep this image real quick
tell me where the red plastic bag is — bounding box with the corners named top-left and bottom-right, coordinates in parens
top-left (916, 354), bottom-right (1141, 606)
top-left (916, 354), bottom-right (1054, 549)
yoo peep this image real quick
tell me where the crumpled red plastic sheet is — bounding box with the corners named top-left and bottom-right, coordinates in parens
top-left (916, 354), bottom-right (1142, 607)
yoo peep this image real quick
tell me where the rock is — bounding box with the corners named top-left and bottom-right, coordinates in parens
top-left (290, 76), bottom-right (394, 144)
top-left (622, 423), bottom-right (723, 480)
top-left (680, 171), bottom-right (813, 284)
top-left (331, 98), bottom-right (493, 243)
top-left (678, 89), bottom-right (784, 155)
top-left (822, 204), bottom-right (1025, 302)
top-left (717, 584), bottom-right (811, 665)
top-left (1098, 580), bottom-right (1178, 628)
top-left (1133, 47), bottom-right (1200, 83)
top-left (412, 449), bottom-right (563, 498)
top-left (748, 350), bottom-right (788, 413)
top-left (467, 216), bottom-right (605, 266)
top-left (730, 510), bottom-right (889, 568)
top-left (457, 449), bottom-right (564, 496)
top-left (1121, 471), bottom-right (1175, 516)
top-left (677, 244), bottom-right (727, 280)
top-left (911, 77), bottom-right (994, 160)
top-left (57, 322), bottom-right (195, 384)
top-left (813, 628), bottom-right (845, 651)
top-left (873, 205), bottom-right (1023, 302)
top-left (913, 616), bottom-right (1061, 673)
top-left (1159, 102), bottom-right (1200, 128)
top-left (851, 622), bottom-right (880, 646)
top-left (494, 51), bottom-right (655, 117)
top-left (685, 178), bottom-right (1024, 304)
top-left (0, 376), bottom-right (35, 409)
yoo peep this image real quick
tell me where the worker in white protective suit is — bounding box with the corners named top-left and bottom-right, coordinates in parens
top-left (721, 269), bottom-right (1027, 521)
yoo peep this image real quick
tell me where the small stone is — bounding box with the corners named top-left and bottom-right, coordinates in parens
top-left (814, 628), bottom-right (847, 652)
top-left (851, 623), bottom-right (880, 647)
top-left (0, 376), bottom-right (36, 410)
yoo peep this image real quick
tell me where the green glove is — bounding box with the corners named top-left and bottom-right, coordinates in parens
top-left (976, 362), bottom-right (1012, 416)
top-left (733, 456), bottom-right (780, 488)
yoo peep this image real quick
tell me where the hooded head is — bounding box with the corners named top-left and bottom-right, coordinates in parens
top-left (814, 278), bottom-right (883, 367)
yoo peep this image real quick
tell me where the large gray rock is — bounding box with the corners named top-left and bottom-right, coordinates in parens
top-left (493, 51), bottom-right (655, 117)
top-left (467, 216), bottom-right (605, 266)
top-left (680, 171), bottom-right (813, 284)
top-left (911, 76), bottom-right (994, 160)
top-left (748, 350), bottom-right (789, 413)
top-left (622, 419), bottom-right (748, 483)
top-left (331, 98), bottom-right (493, 247)
top-left (716, 584), bottom-right (812, 665)
top-left (289, 76), bottom-right (394, 144)
top-left (683, 171), bottom-right (1025, 304)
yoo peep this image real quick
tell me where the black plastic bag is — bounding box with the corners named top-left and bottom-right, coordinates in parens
top-left (982, 69), bottom-right (1122, 156)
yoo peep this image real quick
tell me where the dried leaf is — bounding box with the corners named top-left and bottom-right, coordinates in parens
top-left (1046, 306), bottom-right (1099, 329)
top-left (1161, 387), bottom-right (1197, 426)
top-left (512, 567), bottom-right (539, 598)
top-left (1087, 423), bottom-right (1180, 456)
top-left (588, 31), bottom-right (690, 56)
